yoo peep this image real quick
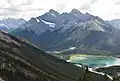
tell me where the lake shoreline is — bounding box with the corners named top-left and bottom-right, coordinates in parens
top-left (52, 53), bottom-right (120, 69)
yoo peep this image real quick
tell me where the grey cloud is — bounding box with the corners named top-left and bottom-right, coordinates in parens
top-left (0, 4), bottom-right (22, 12)
top-left (115, 1), bottom-right (120, 5)
top-left (55, 4), bottom-right (66, 11)
top-left (20, 0), bottom-right (34, 6)
top-left (0, 10), bottom-right (20, 16)
top-left (114, 12), bottom-right (120, 15)
top-left (0, 3), bottom-right (44, 17)
top-left (4, 0), bottom-right (12, 4)
top-left (90, 0), bottom-right (98, 4)
top-left (79, 0), bottom-right (98, 10)
top-left (1, 0), bottom-right (43, 12)
top-left (79, 4), bottom-right (90, 10)
top-left (0, 5), bottom-right (22, 16)
top-left (0, 7), bottom-right (44, 17)
top-left (4, 0), bottom-right (33, 6)
top-left (1, 7), bottom-right (22, 12)
top-left (25, 8), bottom-right (44, 11)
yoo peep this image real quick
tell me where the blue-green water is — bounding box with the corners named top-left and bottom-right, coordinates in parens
top-left (68, 55), bottom-right (120, 68)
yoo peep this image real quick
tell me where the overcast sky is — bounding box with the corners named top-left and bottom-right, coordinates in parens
top-left (0, 0), bottom-right (120, 20)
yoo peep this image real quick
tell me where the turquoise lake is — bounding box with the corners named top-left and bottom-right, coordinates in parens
top-left (67, 55), bottom-right (120, 68)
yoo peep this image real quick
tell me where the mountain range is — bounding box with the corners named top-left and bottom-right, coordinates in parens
top-left (10, 9), bottom-right (120, 54)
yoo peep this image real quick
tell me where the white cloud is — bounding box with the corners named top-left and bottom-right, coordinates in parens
top-left (89, 0), bottom-right (120, 20)
top-left (0, 0), bottom-right (120, 20)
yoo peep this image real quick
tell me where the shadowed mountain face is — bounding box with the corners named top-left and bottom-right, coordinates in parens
top-left (0, 30), bottom-right (85, 81)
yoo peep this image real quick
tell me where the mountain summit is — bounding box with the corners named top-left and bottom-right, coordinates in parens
top-left (70, 9), bottom-right (83, 15)
top-left (49, 9), bottom-right (60, 16)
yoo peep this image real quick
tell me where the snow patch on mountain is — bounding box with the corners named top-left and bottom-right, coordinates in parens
top-left (40, 19), bottom-right (55, 28)
top-left (50, 13), bottom-right (56, 17)
top-left (36, 18), bottom-right (40, 23)
top-left (69, 47), bottom-right (76, 50)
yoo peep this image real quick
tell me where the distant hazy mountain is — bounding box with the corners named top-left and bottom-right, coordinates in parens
top-left (0, 24), bottom-right (9, 32)
top-left (106, 19), bottom-right (120, 30)
top-left (11, 9), bottom-right (120, 54)
top-left (0, 18), bottom-right (26, 32)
